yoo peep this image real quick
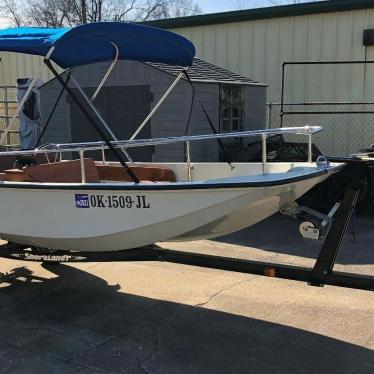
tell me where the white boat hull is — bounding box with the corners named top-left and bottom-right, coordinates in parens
top-left (0, 162), bottom-right (338, 252)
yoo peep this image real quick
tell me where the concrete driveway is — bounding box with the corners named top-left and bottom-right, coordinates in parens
top-left (0, 213), bottom-right (373, 373)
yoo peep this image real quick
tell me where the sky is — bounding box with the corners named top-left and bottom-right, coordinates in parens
top-left (0, 1), bottom-right (302, 28)
top-left (198, 0), bottom-right (280, 14)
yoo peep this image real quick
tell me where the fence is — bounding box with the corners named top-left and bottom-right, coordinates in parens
top-left (273, 60), bottom-right (374, 156)
top-left (266, 102), bottom-right (374, 156)
top-left (0, 86), bottom-right (20, 149)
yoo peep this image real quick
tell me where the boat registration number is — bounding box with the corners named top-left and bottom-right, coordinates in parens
top-left (75, 194), bottom-right (150, 209)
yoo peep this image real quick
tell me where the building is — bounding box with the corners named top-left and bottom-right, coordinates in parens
top-left (145, 0), bottom-right (374, 102)
top-left (143, 0), bottom-right (374, 155)
top-left (39, 58), bottom-right (266, 162)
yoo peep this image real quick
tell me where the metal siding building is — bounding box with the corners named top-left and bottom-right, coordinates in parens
top-left (0, 0), bottom-right (372, 101)
top-left (146, 0), bottom-right (374, 103)
top-left (145, 0), bottom-right (374, 155)
top-left (0, 54), bottom-right (55, 86)
top-left (167, 11), bottom-right (374, 103)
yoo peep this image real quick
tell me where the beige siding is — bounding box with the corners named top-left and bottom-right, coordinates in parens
top-left (170, 8), bottom-right (374, 155)
top-left (0, 8), bottom-right (373, 99)
top-left (170, 9), bottom-right (374, 103)
top-left (0, 53), bottom-right (58, 85)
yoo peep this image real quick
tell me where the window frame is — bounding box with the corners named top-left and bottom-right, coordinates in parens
top-left (219, 84), bottom-right (244, 143)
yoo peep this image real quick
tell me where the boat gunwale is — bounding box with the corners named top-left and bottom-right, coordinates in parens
top-left (0, 166), bottom-right (341, 191)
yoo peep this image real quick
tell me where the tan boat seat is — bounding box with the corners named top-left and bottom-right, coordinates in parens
top-left (3, 169), bottom-right (36, 182)
top-left (4, 159), bottom-right (99, 183)
top-left (96, 164), bottom-right (176, 182)
top-left (3, 158), bottom-right (100, 183)
top-left (23, 159), bottom-right (101, 183)
top-left (2, 159), bottom-right (176, 183)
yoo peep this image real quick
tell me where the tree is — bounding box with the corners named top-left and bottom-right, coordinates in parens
top-left (1, 0), bottom-right (202, 27)
top-left (2, 0), bottom-right (25, 26)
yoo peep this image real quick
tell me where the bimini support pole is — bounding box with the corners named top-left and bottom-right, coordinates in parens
top-left (43, 52), bottom-right (139, 183)
top-left (308, 133), bottom-right (312, 163)
top-left (130, 68), bottom-right (187, 140)
top-left (90, 42), bottom-right (119, 103)
top-left (261, 134), bottom-right (267, 174)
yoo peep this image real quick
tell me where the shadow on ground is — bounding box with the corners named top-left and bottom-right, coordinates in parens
top-left (0, 264), bottom-right (372, 373)
top-left (213, 213), bottom-right (374, 265)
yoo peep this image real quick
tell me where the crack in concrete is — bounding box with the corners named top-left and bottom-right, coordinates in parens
top-left (130, 276), bottom-right (263, 371)
top-left (194, 276), bottom-right (260, 308)
top-left (3, 273), bottom-right (261, 372)
top-left (85, 263), bottom-right (102, 272)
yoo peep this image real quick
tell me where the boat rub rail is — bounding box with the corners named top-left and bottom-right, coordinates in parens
top-left (0, 167), bottom-right (336, 190)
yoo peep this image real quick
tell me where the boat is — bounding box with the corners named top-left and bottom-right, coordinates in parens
top-left (0, 23), bottom-right (343, 252)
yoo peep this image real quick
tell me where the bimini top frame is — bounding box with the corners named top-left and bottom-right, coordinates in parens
top-left (0, 24), bottom-right (319, 184)
top-left (0, 23), bottom-right (196, 183)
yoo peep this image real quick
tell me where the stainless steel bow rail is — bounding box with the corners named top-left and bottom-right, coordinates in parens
top-left (0, 186), bottom-right (372, 291)
top-left (0, 126), bottom-right (322, 182)
top-left (0, 126), bottom-right (322, 155)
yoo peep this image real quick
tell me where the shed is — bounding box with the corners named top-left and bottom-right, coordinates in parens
top-left (39, 58), bottom-right (266, 162)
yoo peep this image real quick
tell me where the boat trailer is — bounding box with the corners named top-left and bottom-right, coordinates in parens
top-left (0, 187), bottom-right (372, 291)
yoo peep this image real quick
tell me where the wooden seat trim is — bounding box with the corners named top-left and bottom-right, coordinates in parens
top-left (3, 169), bottom-right (36, 182)
top-left (24, 159), bottom-right (101, 183)
top-left (2, 160), bottom-right (176, 183)
top-left (96, 164), bottom-right (176, 182)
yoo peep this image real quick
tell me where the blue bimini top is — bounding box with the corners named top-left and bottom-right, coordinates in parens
top-left (0, 22), bottom-right (195, 68)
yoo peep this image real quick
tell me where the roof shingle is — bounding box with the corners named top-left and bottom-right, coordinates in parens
top-left (147, 58), bottom-right (265, 86)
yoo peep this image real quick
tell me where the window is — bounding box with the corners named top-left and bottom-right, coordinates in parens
top-left (220, 85), bottom-right (244, 142)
